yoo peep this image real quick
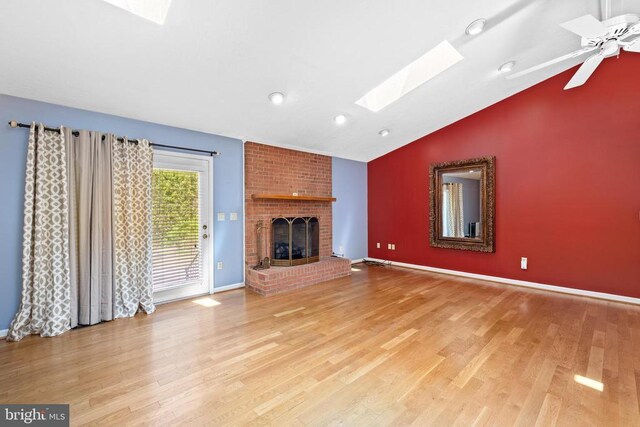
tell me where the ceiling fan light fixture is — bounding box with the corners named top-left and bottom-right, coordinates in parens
top-left (499, 61), bottom-right (516, 73)
top-left (465, 19), bottom-right (486, 35)
top-left (601, 39), bottom-right (619, 56)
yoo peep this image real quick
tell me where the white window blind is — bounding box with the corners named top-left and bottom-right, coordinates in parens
top-left (151, 168), bottom-right (204, 290)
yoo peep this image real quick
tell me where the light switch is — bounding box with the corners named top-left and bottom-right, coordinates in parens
top-left (521, 257), bottom-right (528, 270)
top-left (217, 262), bottom-right (223, 270)
top-left (230, 212), bottom-right (238, 221)
top-left (376, 243), bottom-right (380, 248)
top-left (387, 243), bottom-right (392, 249)
top-left (217, 212), bottom-right (225, 221)
top-left (391, 244), bottom-right (396, 250)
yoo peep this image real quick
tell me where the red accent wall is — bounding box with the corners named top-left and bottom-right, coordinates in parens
top-left (368, 53), bottom-right (640, 298)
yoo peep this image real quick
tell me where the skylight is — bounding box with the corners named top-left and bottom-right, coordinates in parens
top-left (355, 40), bottom-right (463, 112)
top-left (102, 0), bottom-right (172, 25)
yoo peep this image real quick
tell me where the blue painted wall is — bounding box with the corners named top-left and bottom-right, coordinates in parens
top-left (0, 95), bottom-right (244, 330)
top-left (332, 157), bottom-right (368, 261)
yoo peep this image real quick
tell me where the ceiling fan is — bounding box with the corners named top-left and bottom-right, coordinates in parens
top-left (508, 2), bottom-right (640, 89)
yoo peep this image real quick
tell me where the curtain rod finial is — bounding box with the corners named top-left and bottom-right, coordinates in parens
top-left (8, 120), bottom-right (18, 128)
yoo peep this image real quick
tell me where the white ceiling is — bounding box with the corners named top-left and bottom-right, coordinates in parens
top-left (1, 0), bottom-right (636, 161)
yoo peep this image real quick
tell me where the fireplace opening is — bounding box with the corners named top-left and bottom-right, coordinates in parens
top-left (271, 217), bottom-right (319, 266)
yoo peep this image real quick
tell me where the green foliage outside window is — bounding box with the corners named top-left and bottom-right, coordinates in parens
top-left (152, 169), bottom-right (200, 246)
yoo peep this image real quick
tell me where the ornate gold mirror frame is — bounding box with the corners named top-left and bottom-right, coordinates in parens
top-left (429, 156), bottom-right (495, 252)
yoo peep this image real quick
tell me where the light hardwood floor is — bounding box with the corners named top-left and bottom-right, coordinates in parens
top-left (1, 264), bottom-right (639, 426)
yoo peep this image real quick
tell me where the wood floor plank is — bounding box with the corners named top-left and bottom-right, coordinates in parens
top-left (381, 328), bottom-right (418, 350)
top-left (534, 392), bottom-right (562, 427)
top-left (1, 264), bottom-right (639, 426)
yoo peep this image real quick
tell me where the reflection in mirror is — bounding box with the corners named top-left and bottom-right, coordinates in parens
top-left (429, 157), bottom-right (495, 252)
top-left (441, 170), bottom-right (482, 239)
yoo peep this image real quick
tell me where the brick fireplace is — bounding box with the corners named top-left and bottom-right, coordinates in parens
top-left (244, 142), bottom-right (351, 295)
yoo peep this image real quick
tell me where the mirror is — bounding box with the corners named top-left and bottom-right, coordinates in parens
top-left (429, 157), bottom-right (495, 252)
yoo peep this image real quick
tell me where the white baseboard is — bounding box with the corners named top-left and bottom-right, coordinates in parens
top-left (0, 329), bottom-right (7, 338)
top-left (213, 282), bottom-right (245, 293)
top-left (365, 258), bottom-right (640, 306)
top-left (350, 258), bottom-right (365, 264)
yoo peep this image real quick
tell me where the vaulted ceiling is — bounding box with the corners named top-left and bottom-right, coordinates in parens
top-left (1, 0), bottom-right (636, 161)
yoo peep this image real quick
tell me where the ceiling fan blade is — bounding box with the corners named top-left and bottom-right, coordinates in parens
top-left (623, 38), bottom-right (640, 52)
top-left (564, 53), bottom-right (605, 89)
top-left (507, 46), bottom-right (597, 79)
top-left (560, 14), bottom-right (609, 38)
top-left (620, 21), bottom-right (640, 40)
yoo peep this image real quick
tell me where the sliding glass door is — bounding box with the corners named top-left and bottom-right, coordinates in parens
top-left (151, 151), bottom-right (213, 303)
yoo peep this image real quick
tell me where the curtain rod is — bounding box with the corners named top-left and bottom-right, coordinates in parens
top-left (8, 120), bottom-right (220, 156)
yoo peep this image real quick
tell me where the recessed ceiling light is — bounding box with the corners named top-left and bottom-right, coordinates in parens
top-left (101, 0), bottom-right (172, 25)
top-left (268, 92), bottom-right (285, 105)
top-left (334, 114), bottom-right (347, 125)
top-left (355, 40), bottom-right (464, 112)
top-left (466, 19), bottom-right (486, 35)
top-left (499, 61), bottom-right (516, 73)
top-left (379, 129), bottom-right (390, 137)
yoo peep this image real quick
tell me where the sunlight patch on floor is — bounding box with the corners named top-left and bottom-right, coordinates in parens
top-left (574, 374), bottom-right (603, 391)
top-left (193, 297), bottom-right (221, 307)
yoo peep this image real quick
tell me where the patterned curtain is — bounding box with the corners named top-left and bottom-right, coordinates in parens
top-left (8, 127), bottom-right (156, 341)
top-left (7, 124), bottom-right (72, 340)
top-left (110, 136), bottom-right (155, 318)
top-left (443, 183), bottom-right (464, 238)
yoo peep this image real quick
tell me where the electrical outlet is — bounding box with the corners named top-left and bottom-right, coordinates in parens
top-left (229, 212), bottom-right (238, 221)
top-left (521, 257), bottom-right (527, 270)
top-left (376, 242), bottom-right (380, 249)
top-left (217, 212), bottom-right (225, 221)
top-left (217, 262), bottom-right (223, 270)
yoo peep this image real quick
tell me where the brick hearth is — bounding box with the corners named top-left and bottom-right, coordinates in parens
top-left (246, 257), bottom-right (351, 296)
top-left (244, 142), bottom-right (350, 294)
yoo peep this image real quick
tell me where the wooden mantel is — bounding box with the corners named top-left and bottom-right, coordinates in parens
top-left (251, 193), bottom-right (337, 202)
